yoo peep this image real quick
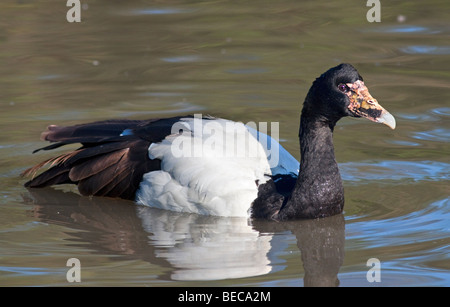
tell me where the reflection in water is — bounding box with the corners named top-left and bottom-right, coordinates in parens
top-left (362, 25), bottom-right (442, 34)
top-left (340, 160), bottom-right (450, 183)
top-left (136, 207), bottom-right (273, 281)
top-left (412, 128), bottom-right (450, 142)
top-left (253, 216), bottom-right (345, 287)
top-left (120, 7), bottom-right (195, 16)
top-left (400, 45), bottom-right (450, 55)
top-left (23, 188), bottom-right (345, 286)
top-left (348, 198), bottom-right (450, 247)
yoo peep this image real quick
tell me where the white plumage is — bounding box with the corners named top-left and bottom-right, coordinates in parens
top-left (135, 116), bottom-right (298, 217)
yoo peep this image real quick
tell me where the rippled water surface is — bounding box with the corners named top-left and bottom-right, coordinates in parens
top-left (0, 1), bottom-right (449, 286)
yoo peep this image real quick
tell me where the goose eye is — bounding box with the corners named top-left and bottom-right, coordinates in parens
top-left (338, 83), bottom-right (348, 93)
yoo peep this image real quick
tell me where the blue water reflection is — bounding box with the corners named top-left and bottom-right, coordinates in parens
top-left (400, 45), bottom-right (450, 55)
top-left (362, 25), bottom-right (442, 34)
top-left (124, 8), bottom-right (193, 16)
top-left (341, 160), bottom-right (450, 183)
top-left (412, 128), bottom-right (450, 142)
top-left (347, 198), bottom-right (450, 247)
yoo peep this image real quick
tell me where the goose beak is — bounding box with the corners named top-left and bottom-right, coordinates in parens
top-left (346, 80), bottom-right (396, 130)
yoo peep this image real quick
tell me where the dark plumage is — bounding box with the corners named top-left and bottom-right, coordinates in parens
top-left (254, 64), bottom-right (395, 220)
top-left (23, 118), bottom-right (181, 199)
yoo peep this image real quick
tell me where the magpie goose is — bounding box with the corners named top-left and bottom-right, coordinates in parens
top-left (23, 63), bottom-right (395, 220)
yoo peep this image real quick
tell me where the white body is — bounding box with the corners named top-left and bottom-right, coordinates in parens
top-left (136, 117), bottom-right (299, 217)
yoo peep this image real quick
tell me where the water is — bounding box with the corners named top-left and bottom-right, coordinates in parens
top-left (0, 0), bottom-right (449, 286)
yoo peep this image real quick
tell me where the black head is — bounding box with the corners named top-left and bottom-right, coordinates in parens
top-left (302, 63), bottom-right (395, 129)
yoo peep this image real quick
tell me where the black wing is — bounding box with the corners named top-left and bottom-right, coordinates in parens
top-left (22, 117), bottom-right (185, 200)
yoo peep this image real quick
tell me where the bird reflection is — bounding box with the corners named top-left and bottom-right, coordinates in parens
top-left (253, 215), bottom-right (345, 286)
top-left (23, 188), bottom-right (345, 286)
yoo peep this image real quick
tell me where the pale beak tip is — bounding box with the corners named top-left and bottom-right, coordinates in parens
top-left (378, 111), bottom-right (396, 130)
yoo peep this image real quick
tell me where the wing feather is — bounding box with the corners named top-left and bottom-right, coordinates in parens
top-left (22, 118), bottom-right (177, 199)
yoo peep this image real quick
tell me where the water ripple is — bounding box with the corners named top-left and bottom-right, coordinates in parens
top-left (384, 25), bottom-right (429, 33)
top-left (395, 112), bottom-right (438, 122)
top-left (347, 198), bottom-right (450, 248)
top-left (340, 160), bottom-right (450, 183)
top-left (161, 55), bottom-right (202, 63)
top-left (412, 128), bottom-right (450, 142)
top-left (362, 25), bottom-right (442, 34)
top-left (226, 67), bottom-right (269, 74)
top-left (120, 7), bottom-right (194, 16)
top-left (0, 266), bottom-right (56, 277)
top-left (387, 140), bottom-right (421, 147)
top-left (400, 45), bottom-right (450, 55)
top-left (119, 101), bottom-right (205, 117)
top-left (431, 107), bottom-right (450, 116)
